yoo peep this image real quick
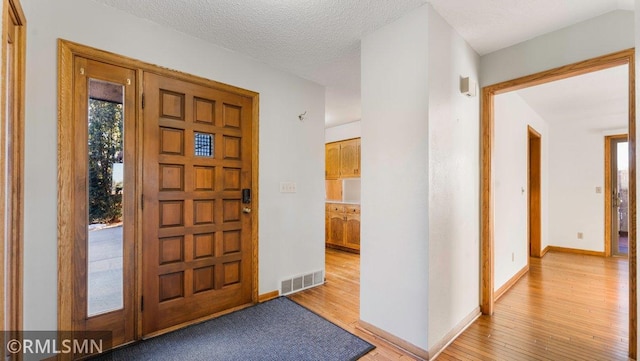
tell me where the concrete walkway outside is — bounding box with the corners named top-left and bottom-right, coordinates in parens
top-left (88, 225), bottom-right (123, 316)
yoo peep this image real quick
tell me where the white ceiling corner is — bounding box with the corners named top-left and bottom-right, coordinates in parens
top-left (515, 65), bottom-right (628, 130)
top-left (427, 0), bottom-right (634, 55)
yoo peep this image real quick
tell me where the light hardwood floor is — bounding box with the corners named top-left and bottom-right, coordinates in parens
top-left (289, 248), bottom-right (418, 360)
top-left (290, 249), bottom-right (629, 361)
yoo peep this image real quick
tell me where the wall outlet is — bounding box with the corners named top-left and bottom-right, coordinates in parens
top-left (280, 182), bottom-right (297, 193)
top-left (577, 232), bottom-right (584, 240)
top-left (595, 186), bottom-right (602, 194)
top-left (512, 252), bottom-right (514, 262)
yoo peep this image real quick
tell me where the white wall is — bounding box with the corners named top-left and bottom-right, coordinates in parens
top-left (547, 121), bottom-right (628, 252)
top-left (21, 0), bottom-right (325, 331)
top-left (426, 6), bottom-right (480, 351)
top-left (481, 10), bottom-right (635, 87)
top-left (493, 92), bottom-right (549, 290)
top-left (325, 120), bottom-right (361, 143)
top-left (361, 4), bottom-right (482, 352)
top-left (361, 5), bottom-right (430, 350)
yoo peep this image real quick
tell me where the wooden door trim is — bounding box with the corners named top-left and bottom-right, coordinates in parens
top-left (527, 126), bottom-right (541, 259)
top-left (480, 48), bottom-right (636, 358)
top-left (1, 0), bottom-right (26, 339)
top-left (58, 39), bottom-right (259, 343)
top-left (605, 134), bottom-right (628, 258)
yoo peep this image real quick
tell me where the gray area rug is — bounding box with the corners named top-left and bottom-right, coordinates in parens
top-left (94, 297), bottom-right (374, 361)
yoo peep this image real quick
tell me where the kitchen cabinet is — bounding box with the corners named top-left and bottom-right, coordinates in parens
top-left (339, 139), bottom-right (360, 178)
top-left (325, 138), bottom-right (360, 179)
top-left (325, 203), bottom-right (360, 253)
top-left (344, 207), bottom-right (360, 250)
top-left (325, 142), bottom-right (341, 179)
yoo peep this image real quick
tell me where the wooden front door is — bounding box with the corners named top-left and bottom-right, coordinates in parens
top-left (141, 73), bottom-right (254, 335)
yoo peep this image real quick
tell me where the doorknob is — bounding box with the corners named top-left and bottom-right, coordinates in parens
top-left (242, 207), bottom-right (252, 214)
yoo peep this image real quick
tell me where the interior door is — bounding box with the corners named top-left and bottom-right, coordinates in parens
top-left (611, 138), bottom-right (629, 256)
top-left (73, 57), bottom-right (136, 346)
top-left (141, 72), bottom-right (254, 335)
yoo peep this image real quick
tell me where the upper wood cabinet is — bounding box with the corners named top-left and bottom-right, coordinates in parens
top-left (326, 138), bottom-right (360, 179)
top-left (325, 142), bottom-right (341, 179)
top-left (339, 139), bottom-right (360, 177)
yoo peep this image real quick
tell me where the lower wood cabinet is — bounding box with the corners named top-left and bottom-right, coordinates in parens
top-left (325, 203), bottom-right (360, 253)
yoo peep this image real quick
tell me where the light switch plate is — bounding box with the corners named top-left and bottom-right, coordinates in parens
top-left (280, 182), bottom-right (297, 193)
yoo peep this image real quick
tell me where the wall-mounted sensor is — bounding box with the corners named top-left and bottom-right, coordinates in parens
top-left (460, 77), bottom-right (477, 97)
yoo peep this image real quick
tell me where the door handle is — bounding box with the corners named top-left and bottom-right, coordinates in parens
top-left (242, 207), bottom-right (252, 214)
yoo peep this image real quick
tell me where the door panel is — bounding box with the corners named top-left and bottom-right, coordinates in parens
top-left (340, 139), bottom-right (360, 177)
top-left (325, 143), bottom-right (340, 179)
top-left (142, 73), bottom-right (253, 335)
top-left (345, 214), bottom-right (360, 250)
top-left (73, 58), bottom-right (136, 346)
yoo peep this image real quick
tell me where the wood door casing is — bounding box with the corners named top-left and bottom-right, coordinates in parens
top-left (2, 0), bottom-right (25, 345)
top-left (142, 72), bottom-right (254, 335)
top-left (480, 49), bottom-right (636, 359)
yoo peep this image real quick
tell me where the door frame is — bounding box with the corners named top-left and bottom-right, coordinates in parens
top-left (527, 126), bottom-right (542, 258)
top-left (480, 49), bottom-right (636, 357)
top-left (58, 39), bottom-right (259, 346)
top-left (605, 134), bottom-right (629, 257)
top-left (1, 0), bottom-right (26, 340)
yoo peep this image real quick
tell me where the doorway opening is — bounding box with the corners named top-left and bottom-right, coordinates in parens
top-left (481, 49), bottom-right (636, 357)
top-left (606, 134), bottom-right (630, 257)
top-left (528, 126), bottom-right (542, 258)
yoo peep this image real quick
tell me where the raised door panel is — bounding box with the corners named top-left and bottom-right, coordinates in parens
top-left (328, 212), bottom-right (345, 246)
top-left (326, 143), bottom-right (341, 179)
top-left (345, 213), bottom-right (360, 250)
top-left (340, 139), bottom-right (359, 178)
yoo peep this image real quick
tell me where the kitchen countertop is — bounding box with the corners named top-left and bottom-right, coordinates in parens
top-left (325, 201), bottom-right (360, 205)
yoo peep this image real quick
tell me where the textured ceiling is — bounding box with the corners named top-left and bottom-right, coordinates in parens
top-left (92, 0), bottom-right (634, 127)
top-left (91, 0), bottom-right (428, 127)
top-left (516, 65), bottom-right (628, 129)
